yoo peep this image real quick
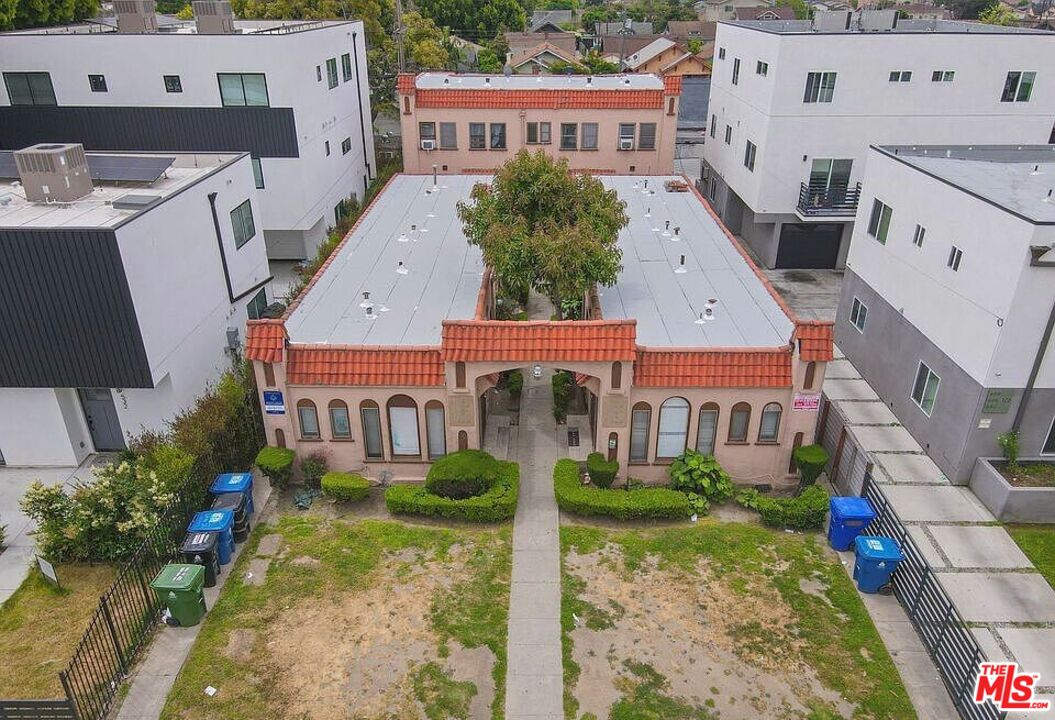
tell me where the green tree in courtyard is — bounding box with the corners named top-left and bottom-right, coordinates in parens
top-left (978, 1), bottom-right (1019, 23)
top-left (458, 150), bottom-right (626, 319)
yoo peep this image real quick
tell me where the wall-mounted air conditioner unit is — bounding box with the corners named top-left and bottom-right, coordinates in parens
top-left (619, 138), bottom-right (634, 151)
top-left (420, 139), bottom-right (436, 151)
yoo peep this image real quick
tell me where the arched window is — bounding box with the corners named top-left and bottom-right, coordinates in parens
top-left (458, 430), bottom-right (468, 451)
top-left (275, 428), bottom-right (286, 448)
top-left (758, 403), bottom-right (782, 443)
top-left (611, 361), bottom-right (622, 390)
top-left (696, 402), bottom-right (720, 456)
top-left (425, 400), bottom-right (446, 460)
top-left (789, 431), bottom-right (804, 473)
top-left (728, 402), bottom-right (751, 443)
top-left (360, 400), bottom-right (383, 459)
top-left (328, 400), bottom-right (351, 439)
top-left (263, 362), bottom-right (275, 387)
top-left (296, 400), bottom-right (320, 439)
top-left (629, 402), bottom-right (651, 462)
top-left (455, 361), bottom-right (466, 389)
top-left (387, 395), bottom-right (420, 457)
top-left (804, 361), bottom-right (817, 390)
top-left (656, 397), bottom-right (690, 459)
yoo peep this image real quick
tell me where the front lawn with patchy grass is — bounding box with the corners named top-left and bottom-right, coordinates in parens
top-left (0, 564), bottom-right (115, 697)
top-left (1006, 524), bottom-right (1055, 589)
top-left (560, 522), bottom-right (915, 720)
top-left (161, 516), bottom-right (511, 720)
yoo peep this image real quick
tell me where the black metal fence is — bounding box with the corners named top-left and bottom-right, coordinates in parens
top-left (862, 474), bottom-right (1003, 720)
top-left (797, 181), bottom-right (863, 217)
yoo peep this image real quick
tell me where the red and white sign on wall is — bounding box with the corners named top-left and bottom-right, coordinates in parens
top-left (974, 662), bottom-right (1051, 712)
top-left (793, 393), bottom-right (821, 411)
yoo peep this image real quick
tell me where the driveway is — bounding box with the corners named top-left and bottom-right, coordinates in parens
top-left (0, 460), bottom-right (96, 604)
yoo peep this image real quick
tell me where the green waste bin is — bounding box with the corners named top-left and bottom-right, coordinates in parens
top-left (150, 563), bottom-right (207, 627)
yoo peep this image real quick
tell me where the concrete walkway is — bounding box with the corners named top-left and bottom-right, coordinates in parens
top-left (505, 366), bottom-right (563, 720)
top-left (115, 476), bottom-right (272, 720)
top-left (825, 349), bottom-right (1055, 714)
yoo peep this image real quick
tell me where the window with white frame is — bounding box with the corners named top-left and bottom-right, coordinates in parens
top-left (630, 402), bottom-right (651, 462)
top-left (560, 123), bottom-right (578, 150)
top-left (803, 71), bottom-right (836, 103)
top-left (582, 123), bottom-right (599, 150)
top-left (618, 123), bottom-right (635, 149)
top-left (1002, 71), bottom-right (1036, 102)
top-left (850, 297), bottom-right (867, 332)
top-left (341, 53), bottom-right (353, 82)
top-left (696, 404), bottom-right (719, 456)
top-left (656, 397), bottom-right (690, 459)
top-left (756, 60), bottom-right (768, 76)
top-left (230, 200), bottom-right (256, 248)
top-left (911, 362), bottom-right (940, 416)
top-left (638, 123), bottom-right (656, 150)
top-left (439, 122), bottom-right (457, 149)
top-left (931, 70), bottom-right (954, 82)
top-left (947, 245), bottom-right (963, 271)
top-left (758, 403), bottom-right (782, 442)
top-left (913, 224), bottom-right (926, 248)
top-left (387, 395), bottom-right (421, 456)
top-left (867, 198), bottom-right (892, 244)
top-left (326, 58), bottom-right (338, 89)
top-left (744, 140), bottom-right (756, 171)
top-left (361, 401), bottom-right (383, 459)
top-left (724, 125), bottom-right (732, 145)
top-left (297, 400), bottom-right (320, 439)
top-left (888, 70), bottom-right (912, 82)
top-left (469, 123), bottom-right (486, 149)
top-left (425, 401), bottom-right (446, 460)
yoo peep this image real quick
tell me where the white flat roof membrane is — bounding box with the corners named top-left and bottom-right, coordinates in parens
top-left (414, 72), bottom-right (665, 91)
top-left (285, 174), bottom-right (795, 348)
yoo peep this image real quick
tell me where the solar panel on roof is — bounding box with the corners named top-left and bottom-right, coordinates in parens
top-left (0, 152), bottom-right (175, 183)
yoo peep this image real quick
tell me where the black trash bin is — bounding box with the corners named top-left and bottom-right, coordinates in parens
top-left (180, 531), bottom-right (220, 588)
top-left (211, 492), bottom-right (251, 543)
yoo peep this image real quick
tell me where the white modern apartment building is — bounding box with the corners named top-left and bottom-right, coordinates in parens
top-left (836, 145), bottom-right (1055, 484)
top-left (0, 144), bottom-right (271, 466)
top-left (0, 8), bottom-right (375, 261)
top-left (701, 12), bottom-right (1055, 269)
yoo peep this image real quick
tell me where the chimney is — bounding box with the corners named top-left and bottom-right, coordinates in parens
top-left (114, 0), bottom-right (158, 33)
top-left (14, 144), bottom-right (93, 203)
top-left (193, 0), bottom-right (235, 34)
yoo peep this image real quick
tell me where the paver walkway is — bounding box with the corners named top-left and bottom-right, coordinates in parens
top-left (825, 349), bottom-right (1055, 715)
top-left (505, 365), bottom-right (564, 720)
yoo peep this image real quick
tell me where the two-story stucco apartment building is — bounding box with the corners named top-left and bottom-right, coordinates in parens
top-left (0, 144), bottom-right (270, 466)
top-left (398, 73), bottom-right (682, 175)
top-left (836, 145), bottom-right (1055, 485)
top-left (0, 5), bottom-right (374, 261)
top-left (245, 173), bottom-right (834, 487)
top-left (702, 11), bottom-right (1055, 269)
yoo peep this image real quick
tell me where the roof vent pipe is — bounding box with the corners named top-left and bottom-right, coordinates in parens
top-left (360, 291), bottom-right (372, 307)
top-left (675, 255), bottom-right (687, 274)
top-left (365, 304), bottom-right (377, 320)
top-left (397, 261), bottom-right (409, 275)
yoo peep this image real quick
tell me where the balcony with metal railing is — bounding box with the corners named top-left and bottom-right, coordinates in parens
top-left (797, 181), bottom-right (862, 218)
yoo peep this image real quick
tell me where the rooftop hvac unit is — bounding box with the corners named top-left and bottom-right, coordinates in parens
top-left (114, 0), bottom-right (158, 33)
top-left (14, 143), bottom-right (93, 203)
top-left (812, 10), bottom-right (853, 31)
top-left (192, 0), bottom-right (235, 34)
top-left (420, 139), bottom-right (436, 151)
top-left (619, 138), bottom-right (634, 151)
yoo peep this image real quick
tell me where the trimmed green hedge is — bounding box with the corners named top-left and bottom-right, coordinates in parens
top-left (736, 484), bottom-right (830, 530)
top-left (586, 452), bottom-right (618, 489)
top-left (424, 449), bottom-right (500, 499)
top-left (553, 459), bottom-right (692, 521)
top-left (321, 472), bottom-right (371, 502)
top-left (255, 446), bottom-right (295, 489)
top-left (385, 461), bottom-right (518, 522)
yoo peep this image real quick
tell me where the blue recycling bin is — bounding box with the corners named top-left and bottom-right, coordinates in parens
top-left (828, 496), bottom-right (876, 551)
top-left (188, 510), bottom-right (235, 566)
top-left (853, 535), bottom-right (904, 593)
top-left (211, 472), bottom-right (254, 516)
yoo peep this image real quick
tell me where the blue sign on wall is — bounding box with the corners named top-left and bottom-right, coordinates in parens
top-left (263, 390), bottom-right (285, 415)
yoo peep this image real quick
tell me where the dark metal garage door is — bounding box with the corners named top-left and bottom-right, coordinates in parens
top-left (775, 222), bottom-right (843, 269)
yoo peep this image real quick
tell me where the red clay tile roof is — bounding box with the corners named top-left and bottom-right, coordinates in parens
top-left (414, 88), bottom-right (667, 110)
top-left (442, 320), bottom-right (638, 362)
top-left (663, 74), bottom-right (683, 94)
top-left (795, 322), bottom-right (835, 362)
top-left (245, 320), bottom-right (285, 363)
top-left (285, 346), bottom-right (445, 386)
top-left (635, 349), bottom-right (793, 388)
top-left (397, 73), bottom-right (416, 95)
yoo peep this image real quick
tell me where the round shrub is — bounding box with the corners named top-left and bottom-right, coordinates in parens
top-left (321, 472), bottom-right (371, 502)
top-left (586, 452), bottom-right (619, 489)
top-left (255, 446), bottom-right (295, 489)
top-left (425, 449), bottom-right (501, 500)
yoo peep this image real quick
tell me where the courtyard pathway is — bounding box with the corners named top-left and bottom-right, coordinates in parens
top-left (505, 294), bottom-right (564, 720)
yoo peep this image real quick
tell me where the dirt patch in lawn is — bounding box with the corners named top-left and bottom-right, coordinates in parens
top-left (267, 547), bottom-right (495, 719)
top-left (566, 545), bottom-right (852, 719)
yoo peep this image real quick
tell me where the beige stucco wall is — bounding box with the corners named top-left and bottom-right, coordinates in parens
top-left (253, 352), bottom-right (827, 488)
top-left (638, 50), bottom-right (710, 77)
top-left (399, 99), bottom-right (679, 175)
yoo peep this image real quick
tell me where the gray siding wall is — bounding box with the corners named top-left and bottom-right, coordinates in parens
top-left (0, 106), bottom-right (299, 158)
top-left (0, 228), bottom-right (153, 389)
